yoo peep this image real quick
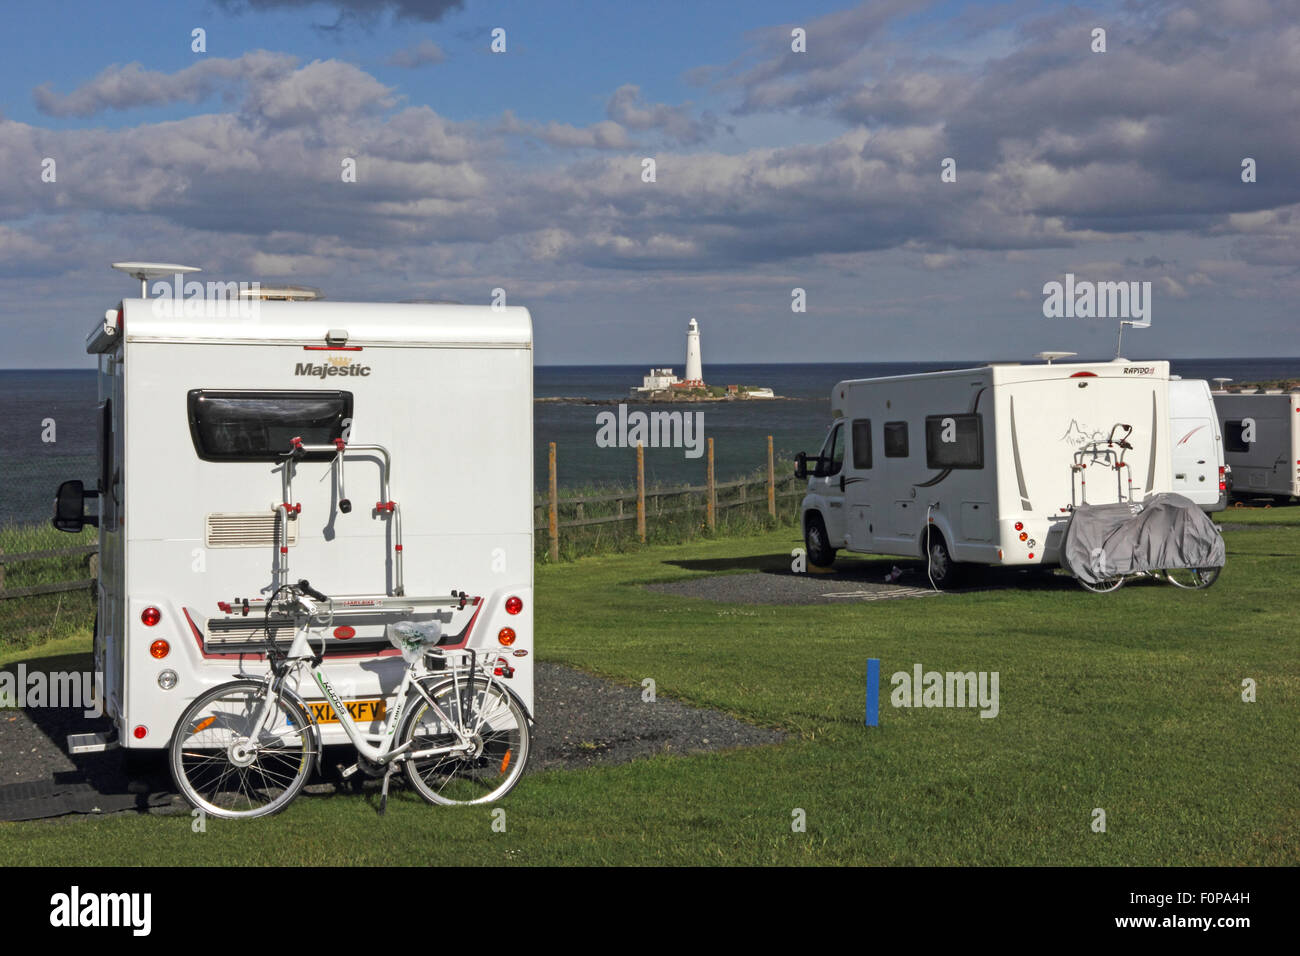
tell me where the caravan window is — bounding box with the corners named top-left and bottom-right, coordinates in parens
top-left (188, 390), bottom-right (353, 462)
top-left (1224, 421), bottom-right (1250, 454)
top-left (851, 420), bottom-right (872, 469)
top-left (883, 421), bottom-right (909, 458)
top-left (925, 414), bottom-right (984, 469)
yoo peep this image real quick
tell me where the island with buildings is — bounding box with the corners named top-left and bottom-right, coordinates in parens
top-left (629, 318), bottom-right (775, 401)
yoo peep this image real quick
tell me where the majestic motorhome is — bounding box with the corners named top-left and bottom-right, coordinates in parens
top-left (1212, 390), bottom-right (1300, 502)
top-left (1168, 378), bottom-right (1227, 512)
top-left (796, 359), bottom-right (1175, 586)
top-left (54, 266), bottom-right (535, 755)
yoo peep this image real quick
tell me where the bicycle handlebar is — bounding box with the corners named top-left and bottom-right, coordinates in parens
top-left (296, 579), bottom-right (329, 603)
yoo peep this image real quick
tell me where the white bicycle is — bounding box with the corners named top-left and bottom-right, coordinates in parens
top-left (169, 580), bottom-right (531, 819)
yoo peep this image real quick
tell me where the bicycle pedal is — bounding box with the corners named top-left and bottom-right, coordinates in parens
top-left (339, 762), bottom-right (360, 780)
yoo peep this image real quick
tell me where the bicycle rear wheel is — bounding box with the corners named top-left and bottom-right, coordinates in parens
top-left (1161, 566), bottom-right (1221, 589)
top-left (400, 677), bottom-right (530, 806)
top-left (170, 679), bottom-right (315, 819)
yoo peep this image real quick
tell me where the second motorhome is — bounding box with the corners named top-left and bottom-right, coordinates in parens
top-left (1213, 390), bottom-right (1300, 502)
top-left (796, 360), bottom-right (1174, 585)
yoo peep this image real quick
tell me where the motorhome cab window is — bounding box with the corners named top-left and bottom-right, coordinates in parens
top-left (1223, 421), bottom-right (1250, 454)
top-left (851, 420), bottom-right (872, 469)
top-left (883, 421), bottom-right (909, 457)
top-left (925, 414), bottom-right (984, 469)
top-left (818, 422), bottom-right (845, 476)
top-left (187, 390), bottom-right (353, 462)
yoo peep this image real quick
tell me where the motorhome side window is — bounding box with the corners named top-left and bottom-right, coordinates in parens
top-left (188, 390), bottom-right (353, 462)
top-left (851, 420), bottom-right (872, 469)
top-left (925, 414), bottom-right (984, 469)
top-left (818, 422), bottom-right (845, 476)
top-left (883, 421), bottom-right (909, 457)
top-left (1223, 421), bottom-right (1250, 454)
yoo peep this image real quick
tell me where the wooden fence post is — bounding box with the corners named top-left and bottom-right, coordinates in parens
top-left (767, 434), bottom-right (776, 517)
top-left (548, 442), bottom-right (559, 561)
top-left (636, 443), bottom-right (646, 543)
top-left (707, 437), bottom-right (716, 531)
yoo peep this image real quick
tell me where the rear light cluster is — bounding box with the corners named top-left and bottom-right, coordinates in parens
top-left (1012, 521), bottom-right (1036, 561)
top-left (1219, 465), bottom-right (1227, 492)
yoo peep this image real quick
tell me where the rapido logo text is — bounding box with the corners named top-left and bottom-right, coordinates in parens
top-left (294, 356), bottom-right (371, 379)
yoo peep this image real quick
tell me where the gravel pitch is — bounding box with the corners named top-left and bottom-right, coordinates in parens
top-left (0, 658), bottom-right (782, 820)
top-left (644, 562), bottom-right (1077, 605)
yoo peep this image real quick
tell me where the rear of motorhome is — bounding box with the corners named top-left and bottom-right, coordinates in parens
top-left (1213, 391), bottom-right (1300, 502)
top-left (797, 360), bottom-right (1173, 585)
top-left (1168, 378), bottom-right (1226, 512)
top-left (54, 276), bottom-right (534, 754)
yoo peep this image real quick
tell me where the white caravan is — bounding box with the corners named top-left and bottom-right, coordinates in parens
top-left (796, 360), bottom-right (1174, 586)
top-left (1168, 378), bottom-right (1227, 512)
top-left (1212, 390), bottom-right (1300, 502)
top-left (54, 270), bottom-right (535, 755)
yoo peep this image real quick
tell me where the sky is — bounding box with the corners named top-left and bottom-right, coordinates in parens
top-left (2, 0), bottom-right (1298, 367)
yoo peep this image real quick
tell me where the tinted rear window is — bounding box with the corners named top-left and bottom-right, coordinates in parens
top-left (188, 390), bottom-right (352, 462)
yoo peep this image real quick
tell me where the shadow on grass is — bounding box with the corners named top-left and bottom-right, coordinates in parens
top-left (662, 552), bottom-right (1083, 592)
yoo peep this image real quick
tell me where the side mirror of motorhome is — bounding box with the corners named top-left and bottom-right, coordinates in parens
top-left (52, 479), bottom-right (98, 533)
top-left (794, 451), bottom-right (809, 480)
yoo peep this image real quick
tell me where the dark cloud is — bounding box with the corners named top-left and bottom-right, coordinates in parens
top-left (213, 0), bottom-right (464, 24)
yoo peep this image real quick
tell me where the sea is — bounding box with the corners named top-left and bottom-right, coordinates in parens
top-left (2, 358), bottom-right (1298, 526)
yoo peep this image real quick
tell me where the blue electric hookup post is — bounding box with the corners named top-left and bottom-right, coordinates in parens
top-left (865, 658), bottom-right (880, 727)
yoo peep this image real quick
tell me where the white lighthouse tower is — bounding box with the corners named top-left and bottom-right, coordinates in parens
top-left (684, 317), bottom-right (703, 385)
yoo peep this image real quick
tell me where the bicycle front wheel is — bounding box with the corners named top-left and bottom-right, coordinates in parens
top-left (1077, 574), bottom-right (1125, 593)
top-left (400, 677), bottom-right (530, 806)
top-left (170, 679), bottom-right (315, 820)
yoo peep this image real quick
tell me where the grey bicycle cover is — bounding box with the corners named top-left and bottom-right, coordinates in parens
top-left (1062, 492), bottom-right (1225, 584)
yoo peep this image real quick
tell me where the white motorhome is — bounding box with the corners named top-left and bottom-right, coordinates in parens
top-left (1212, 390), bottom-right (1300, 502)
top-left (1168, 378), bottom-right (1227, 512)
top-left (54, 268), bottom-right (535, 756)
top-left (796, 359), bottom-right (1174, 586)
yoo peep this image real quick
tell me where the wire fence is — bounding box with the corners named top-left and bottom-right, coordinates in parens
top-left (0, 454), bottom-right (99, 650)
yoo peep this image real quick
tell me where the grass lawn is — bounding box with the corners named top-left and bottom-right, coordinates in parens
top-left (0, 518), bottom-right (1296, 865)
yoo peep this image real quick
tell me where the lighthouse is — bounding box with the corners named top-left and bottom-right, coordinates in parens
top-left (684, 317), bottom-right (703, 385)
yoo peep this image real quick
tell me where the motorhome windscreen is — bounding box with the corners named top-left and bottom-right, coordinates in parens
top-left (925, 414), bottom-right (984, 469)
top-left (187, 390), bottom-right (353, 462)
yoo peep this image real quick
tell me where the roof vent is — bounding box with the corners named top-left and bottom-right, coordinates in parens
top-left (1034, 351), bottom-right (1077, 365)
top-left (238, 285), bottom-right (323, 302)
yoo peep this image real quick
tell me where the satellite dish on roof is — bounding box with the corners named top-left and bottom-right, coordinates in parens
top-left (1212, 377), bottom-right (1233, 392)
top-left (238, 285), bottom-right (323, 302)
top-left (1035, 351), bottom-right (1077, 365)
top-left (111, 261), bottom-right (201, 297)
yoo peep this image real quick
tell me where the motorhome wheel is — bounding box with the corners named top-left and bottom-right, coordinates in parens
top-left (925, 533), bottom-right (960, 589)
top-left (804, 515), bottom-right (836, 568)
